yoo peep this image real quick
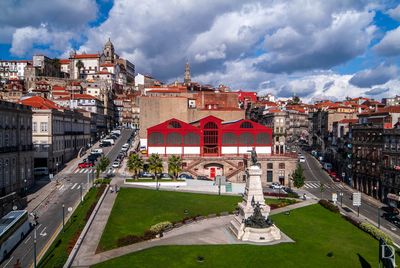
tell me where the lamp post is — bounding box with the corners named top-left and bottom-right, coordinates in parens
top-left (339, 192), bottom-right (344, 207)
top-left (80, 183), bottom-right (83, 203)
top-left (56, 162), bottom-right (59, 174)
top-left (31, 212), bottom-right (38, 268)
top-left (24, 179), bottom-right (27, 196)
top-left (62, 203), bottom-right (65, 230)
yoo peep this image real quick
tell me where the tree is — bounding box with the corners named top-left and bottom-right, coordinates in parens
top-left (96, 156), bottom-right (110, 179)
top-left (148, 153), bottom-right (163, 179)
top-left (292, 164), bottom-right (305, 188)
top-left (127, 153), bottom-right (144, 179)
top-left (292, 95), bottom-right (300, 104)
top-left (75, 60), bottom-right (84, 78)
top-left (168, 155), bottom-right (182, 180)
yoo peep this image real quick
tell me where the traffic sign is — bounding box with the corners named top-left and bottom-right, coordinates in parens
top-left (353, 192), bottom-right (361, 206)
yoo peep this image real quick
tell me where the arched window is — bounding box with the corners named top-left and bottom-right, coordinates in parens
top-left (168, 121), bottom-right (181, 128)
top-left (239, 133), bottom-right (254, 145)
top-left (204, 122), bottom-right (218, 129)
top-left (184, 133), bottom-right (200, 145)
top-left (222, 132), bottom-right (237, 145)
top-left (256, 133), bottom-right (271, 144)
top-left (166, 132), bottom-right (182, 145)
top-left (240, 121), bottom-right (253, 128)
top-left (279, 163), bottom-right (285, 169)
top-left (148, 132), bottom-right (164, 145)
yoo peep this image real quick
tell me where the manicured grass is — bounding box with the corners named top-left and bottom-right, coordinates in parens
top-left (93, 204), bottom-right (389, 268)
top-left (38, 186), bottom-right (106, 268)
top-left (97, 188), bottom-right (241, 251)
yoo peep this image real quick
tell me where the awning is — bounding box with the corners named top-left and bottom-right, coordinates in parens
top-left (387, 193), bottom-right (400, 201)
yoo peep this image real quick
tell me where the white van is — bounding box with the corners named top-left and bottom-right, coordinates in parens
top-left (34, 167), bottom-right (49, 176)
top-left (102, 139), bottom-right (115, 145)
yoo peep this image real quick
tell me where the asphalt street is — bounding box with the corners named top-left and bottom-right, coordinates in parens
top-left (0, 129), bottom-right (134, 268)
top-left (301, 151), bottom-right (400, 244)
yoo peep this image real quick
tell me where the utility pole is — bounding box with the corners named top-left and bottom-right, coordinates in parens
top-left (62, 203), bottom-right (65, 230)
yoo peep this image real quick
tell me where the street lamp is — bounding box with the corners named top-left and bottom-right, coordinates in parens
top-left (80, 183), bottom-right (83, 203)
top-left (62, 203), bottom-right (65, 231)
top-left (24, 179), bottom-right (27, 196)
top-left (31, 212), bottom-right (38, 268)
top-left (339, 192), bottom-right (344, 207)
top-left (56, 162), bottom-right (59, 175)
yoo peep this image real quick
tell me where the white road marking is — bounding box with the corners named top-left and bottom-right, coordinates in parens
top-left (40, 226), bottom-right (47, 237)
top-left (24, 235), bottom-right (31, 244)
top-left (37, 224), bottom-right (42, 229)
top-left (3, 256), bottom-right (13, 267)
top-left (77, 185), bottom-right (81, 189)
top-left (74, 169), bottom-right (80, 173)
top-left (59, 184), bottom-right (64, 191)
top-left (71, 183), bottom-right (78, 190)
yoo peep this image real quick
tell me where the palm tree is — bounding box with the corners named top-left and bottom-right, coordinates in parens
top-left (168, 155), bottom-right (182, 180)
top-left (96, 156), bottom-right (110, 179)
top-left (148, 153), bottom-right (163, 179)
top-left (127, 153), bottom-right (144, 179)
top-left (75, 60), bottom-right (84, 78)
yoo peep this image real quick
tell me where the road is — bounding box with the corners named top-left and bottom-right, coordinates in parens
top-left (301, 151), bottom-right (400, 244)
top-left (0, 129), bottom-right (134, 268)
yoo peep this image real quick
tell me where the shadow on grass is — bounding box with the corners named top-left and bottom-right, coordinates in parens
top-left (357, 253), bottom-right (371, 268)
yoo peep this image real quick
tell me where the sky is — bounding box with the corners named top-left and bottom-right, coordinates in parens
top-left (1, 0), bottom-right (400, 102)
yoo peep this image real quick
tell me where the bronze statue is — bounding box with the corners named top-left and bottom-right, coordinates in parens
top-left (251, 147), bottom-right (257, 165)
top-left (244, 202), bottom-right (273, 228)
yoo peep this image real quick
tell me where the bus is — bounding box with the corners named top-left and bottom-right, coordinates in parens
top-left (0, 210), bottom-right (31, 262)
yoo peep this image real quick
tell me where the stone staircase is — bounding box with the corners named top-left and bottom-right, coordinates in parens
top-left (229, 215), bottom-right (243, 239)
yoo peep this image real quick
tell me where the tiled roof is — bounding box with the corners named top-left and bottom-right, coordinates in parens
top-left (52, 85), bottom-right (66, 91)
top-left (57, 94), bottom-right (98, 101)
top-left (72, 53), bottom-right (100, 59)
top-left (338, 119), bottom-right (358, 124)
top-left (59, 59), bottom-right (70, 64)
top-left (100, 63), bottom-right (114, 67)
top-left (20, 96), bottom-right (60, 110)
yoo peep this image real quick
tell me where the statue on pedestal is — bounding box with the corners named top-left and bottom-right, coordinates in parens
top-left (250, 147), bottom-right (257, 166)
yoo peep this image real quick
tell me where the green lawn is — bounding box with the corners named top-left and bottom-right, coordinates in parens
top-left (38, 185), bottom-right (106, 268)
top-left (93, 204), bottom-right (388, 268)
top-left (97, 188), bottom-right (241, 251)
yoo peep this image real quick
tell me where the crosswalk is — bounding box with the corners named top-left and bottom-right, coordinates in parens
top-left (74, 168), bottom-right (95, 174)
top-left (304, 181), bottom-right (345, 189)
top-left (73, 168), bottom-right (117, 174)
top-left (57, 182), bottom-right (84, 191)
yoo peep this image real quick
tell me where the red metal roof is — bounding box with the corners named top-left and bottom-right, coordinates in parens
top-left (59, 59), bottom-right (70, 64)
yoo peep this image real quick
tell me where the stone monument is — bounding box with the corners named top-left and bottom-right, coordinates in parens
top-left (230, 148), bottom-right (281, 242)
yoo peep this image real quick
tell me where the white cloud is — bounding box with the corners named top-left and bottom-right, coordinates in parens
top-left (388, 4), bottom-right (400, 21)
top-left (374, 26), bottom-right (400, 56)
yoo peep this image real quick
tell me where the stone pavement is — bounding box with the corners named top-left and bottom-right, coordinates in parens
top-left (71, 195), bottom-right (317, 267)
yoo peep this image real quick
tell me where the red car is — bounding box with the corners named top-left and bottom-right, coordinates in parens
top-left (78, 162), bottom-right (93, 168)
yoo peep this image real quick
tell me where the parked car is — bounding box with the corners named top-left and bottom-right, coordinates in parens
top-left (382, 206), bottom-right (399, 215)
top-left (178, 173), bottom-right (193, 180)
top-left (382, 213), bottom-right (400, 224)
top-left (112, 161), bottom-right (120, 168)
top-left (299, 156), bottom-right (306, 163)
top-left (160, 173), bottom-right (172, 179)
top-left (139, 171), bottom-right (155, 178)
top-left (100, 141), bottom-right (112, 147)
top-left (270, 182), bottom-right (284, 189)
top-left (323, 163), bottom-right (333, 171)
top-left (78, 162), bottom-right (93, 168)
top-left (91, 148), bottom-right (103, 154)
top-left (197, 175), bottom-right (211, 181)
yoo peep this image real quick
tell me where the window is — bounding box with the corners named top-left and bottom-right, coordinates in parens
top-left (166, 133), bottom-right (182, 145)
top-left (33, 122), bottom-right (37, 132)
top-left (168, 121), bottom-right (181, 128)
top-left (240, 121), bottom-right (253, 128)
top-left (267, 170), bottom-right (273, 182)
top-left (4, 133), bottom-right (9, 146)
top-left (148, 132), bottom-right (164, 145)
top-left (256, 133), bottom-right (271, 144)
top-left (239, 133), bottom-right (254, 145)
top-left (222, 132), bottom-right (237, 145)
top-left (184, 133), bottom-right (200, 145)
top-left (279, 163), bottom-right (285, 169)
top-left (40, 122), bottom-right (48, 132)
top-left (267, 163), bottom-right (273, 169)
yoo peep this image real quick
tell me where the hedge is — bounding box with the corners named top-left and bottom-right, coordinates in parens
top-left (318, 199), bottom-right (339, 213)
top-left (359, 222), bottom-right (393, 245)
top-left (150, 221), bottom-right (173, 234)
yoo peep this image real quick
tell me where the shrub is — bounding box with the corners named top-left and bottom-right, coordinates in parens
top-left (359, 222), bottom-right (393, 245)
top-left (318, 200), bottom-right (339, 213)
top-left (117, 235), bottom-right (143, 247)
top-left (149, 221), bottom-right (173, 234)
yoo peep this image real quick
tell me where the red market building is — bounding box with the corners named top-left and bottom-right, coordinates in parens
top-left (146, 115), bottom-right (272, 157)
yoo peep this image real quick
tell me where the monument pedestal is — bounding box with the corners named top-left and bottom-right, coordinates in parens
top-left (230, 165), bottom-right (281, 243)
